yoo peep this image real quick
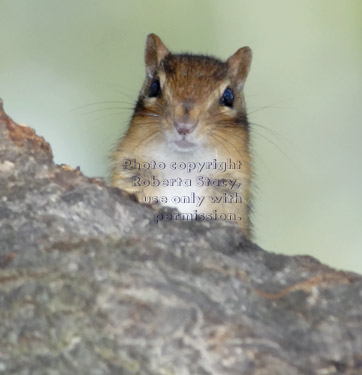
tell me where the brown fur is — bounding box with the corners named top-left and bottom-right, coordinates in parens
top-left (111, 34), bottom-right (253, 238)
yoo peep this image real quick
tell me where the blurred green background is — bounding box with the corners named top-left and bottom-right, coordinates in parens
top-left (1, 0), bottom-right (362, 273)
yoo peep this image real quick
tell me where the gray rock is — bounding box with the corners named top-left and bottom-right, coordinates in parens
top-left (0, 98), bottom-right (361, 375)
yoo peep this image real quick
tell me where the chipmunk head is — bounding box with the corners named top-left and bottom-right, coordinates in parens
top-left (131, 34), bottom-right (252, 155)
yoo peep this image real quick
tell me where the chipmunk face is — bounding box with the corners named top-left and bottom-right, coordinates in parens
top-left (129, 34), bottom-right (252, 156)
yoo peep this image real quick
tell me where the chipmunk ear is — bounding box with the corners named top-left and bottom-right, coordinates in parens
top-left (145, 34), bottom-right (170, 79)
top-left (227, 46), bottom-right (252, 90)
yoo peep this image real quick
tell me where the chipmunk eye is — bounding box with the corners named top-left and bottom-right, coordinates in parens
top-left (220, 87), bottom-right (234, 107)
top-left (149, 79), bottom-right (161, 98)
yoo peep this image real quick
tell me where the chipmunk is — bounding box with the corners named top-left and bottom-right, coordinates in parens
top-left (111, 34), bottom-right (253, 238)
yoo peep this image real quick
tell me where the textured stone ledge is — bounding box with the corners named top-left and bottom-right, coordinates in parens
top-left (0, 99), bottom-right (361, 375)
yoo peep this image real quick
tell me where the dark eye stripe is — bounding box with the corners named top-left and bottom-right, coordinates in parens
top-left (149, 79), bottom-right (161, 98)
top-left (220, 87), bottom-right (234, 107)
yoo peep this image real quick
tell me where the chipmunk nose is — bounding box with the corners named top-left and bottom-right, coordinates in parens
top-left (174, 102), bottom-right (199, 135)
top-left (174, 121), bottom-right (197, 135)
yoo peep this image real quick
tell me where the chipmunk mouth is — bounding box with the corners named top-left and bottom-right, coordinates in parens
top-left (174, 139), bottom-right (196, 150)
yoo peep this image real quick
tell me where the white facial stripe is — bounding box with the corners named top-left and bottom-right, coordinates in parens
top-left (158, 72), bottom-right (166, 88)
top-left (203, 81), bottom-right (231, 111)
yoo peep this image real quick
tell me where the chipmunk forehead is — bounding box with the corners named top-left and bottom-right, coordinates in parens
top-left (157, 54), bottom-right (229, 99)
top-left (160, 54), bottom-right (228, 82)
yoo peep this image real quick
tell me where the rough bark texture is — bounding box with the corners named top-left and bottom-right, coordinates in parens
top-left (0, 98), bottom-right (361, 375)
